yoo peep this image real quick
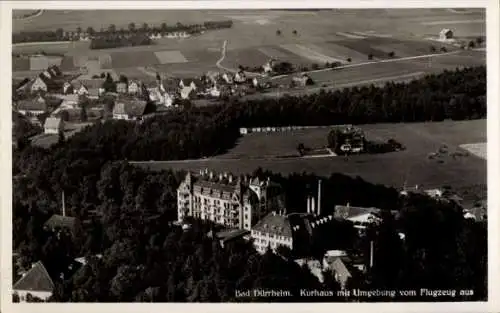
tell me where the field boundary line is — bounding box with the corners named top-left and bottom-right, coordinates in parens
top-left (270, 50), bottom-right (463, 80)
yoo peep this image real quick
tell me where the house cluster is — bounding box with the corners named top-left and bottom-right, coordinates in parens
top-left (400, 185), bottom-right (487, 222)
top-left (177, 170), bottom-right (398, 289)
top-left (12, 192), bottom-right (89, 302)
top-left (150, 70), bottom-right (271, 104)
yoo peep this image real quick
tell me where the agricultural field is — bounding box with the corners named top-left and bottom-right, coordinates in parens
top-left (133, 119), bottom-right (486, 191)
top-left (12, 9), bottom-right (485, 84)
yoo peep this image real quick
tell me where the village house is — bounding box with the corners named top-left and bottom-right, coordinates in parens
top-left (234, 71), bottom-right (247, 84)
top-left (71, 79), bottom-right (103, 99)
top-left (13, 261), bottom-right (54, 302)
top-left (251, 211), bottom-right (294, 254)
top-left (43, 116), bottom-right (64, 134)
top-left (62, 81), bottom-right (74, 95)
top-left (322, 250), bottom-right (366, 289)
top-left (180, 86), bottom-right (196, 100)
top-left (16, 95), bottom-right (49, 116)
top-left (221, 73), bottom-right (233, 84)
top-left (292, 73), bottom-right (314, 87)
top-left (439, 28), bottom-right (454, 41)
top-left (43, 192), bottom-right (79, 237)
top-left (112, 98), bottom-right (151, 121)
top-left (263, 59), bottom-right (275, 74)
top-left (333, 203), bottom-right (399, 230)
top-left (116, 82), bottom-right (128, 94)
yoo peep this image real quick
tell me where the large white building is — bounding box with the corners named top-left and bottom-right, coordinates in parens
top-left (177, 169), bottom-right (285, 230)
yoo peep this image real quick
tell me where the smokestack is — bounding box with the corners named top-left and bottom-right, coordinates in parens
top-left (370, 240), bottom-right (374, 268)
top-left (311, 197), bottom-right (316, 216)
top-left (317, 179), bottom-right (322, 216)
top-left (62, 191), bottom-right (66, 217)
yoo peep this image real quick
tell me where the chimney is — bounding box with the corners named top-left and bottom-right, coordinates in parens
top-left (311, 197), bottom-right (316, 216)
top-left (370, 240), bottom-right (374, 268)
top-left (62, 191), bottom-right (66, 217)
top-left (317, 179), bottom-right (322, 216)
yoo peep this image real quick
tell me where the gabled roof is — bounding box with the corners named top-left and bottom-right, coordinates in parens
top-left (13, 261), bottom-right (55, 293)
top-left (113, 98), bottom-right (148, 117)
top-left (44, 214), bottom-right (76, 231)
top-left (252, 212), bottom-right (293, 238)
top-left (17, 97), bottom-right (48, 112)
top-left (334, 205), bottom-right (398, 220)
top-left (44, 117), bottom-right (63, 129)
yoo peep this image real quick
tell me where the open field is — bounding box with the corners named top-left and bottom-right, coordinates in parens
top-left (13, 9), bottom-right (485, 83)
top-left (132, 119), bottom-right (486, 190)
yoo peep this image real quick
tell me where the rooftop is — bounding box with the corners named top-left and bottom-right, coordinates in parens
top-left (44, 214), bottom-right (77, 232)
top-left (13, 261), bottom-right (55, 293)
top-left (252, 212), bottom-right (293, 238)
top-left (113, 98), bottom-right (148, 117)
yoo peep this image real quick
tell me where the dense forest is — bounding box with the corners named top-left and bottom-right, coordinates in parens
top-left (13, 160), bottom-right (487, 302)
top-left (12, 65), bottom-right (487, 302)
top-left (90, 34), bottom-right (153, 50)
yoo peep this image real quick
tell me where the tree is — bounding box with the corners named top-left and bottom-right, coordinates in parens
top-left (468, 40), bottom-right (476, 49)
top-left (128, 22), bottom-right (136, 33)
top-left (347, 57), bottom-right (352, 63)
top-left (388, 51), bottom-right (395, 58)
top-left (440, 46), bottom-right (448, 52)
top-left (55, 28), bottom-right (64, 39)
top-left (292, 30), bottom-right (298, 35)
top-left (430, 45), bottom-right (436, 53)
top-left (160, 23), bottom-right (168, 33)
top-left (80, 107), bottom-right (88, 122)
top-left (86, 27), bottom-right (95, 36)
top-left (368, 53), bottom-right (374, 60)
top-left (108, 24), bottom-right (116, 33)
top-left (58, 129), bottom-right (65, 144)
top-left (119, 74), bottom-right (129, 84)
top-left (76, 26), bottom-right (82, 34)
top-left (476, 37), bottom-right (484, 45)
top-left (141, 23), bottom-right (149, 33)
top-left (276, 30), bottom-right (281, 36)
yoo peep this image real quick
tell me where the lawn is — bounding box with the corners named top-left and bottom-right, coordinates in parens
top-left (132, 119), bottom-right (486, 191)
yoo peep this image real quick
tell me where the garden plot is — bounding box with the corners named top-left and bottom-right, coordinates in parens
top-left (258, 47), bottom-right (290, 59)
top-left (111, 51), bottom-right (160, 68)
top-left (154, 50), bottom-right (189, 64)
top-left (335, 39), bottom-right (393, 59)
top-left (321, 42), bottom-right (371, 63)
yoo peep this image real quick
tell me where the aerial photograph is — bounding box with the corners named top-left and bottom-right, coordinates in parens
top-left (11, 8), bottom-right (486, 303)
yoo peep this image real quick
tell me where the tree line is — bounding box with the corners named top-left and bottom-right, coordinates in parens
top-left (12, 20), bottom-right (233, 44)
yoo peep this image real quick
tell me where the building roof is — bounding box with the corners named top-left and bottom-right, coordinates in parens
top-left (113, 99), bottom-right (148, 117)
top-left (17, 97), bottom-right (48, 112)
top-left (44, 214), bottom-right (77, 232)
top-left (44, 117), bottom-right (63, 129)
top-left (329, 257), bottom-right (352, 280)
top-left (334, 205), bottom-right (399, 220)
top-left (252, 212), bottom-right (293, 238)
top-left (216, 229), bottom-right (250, 242)
top-left (195, 179), bottom-right (237, 194)
top-left (13, 261), bottom-right (55, 293)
